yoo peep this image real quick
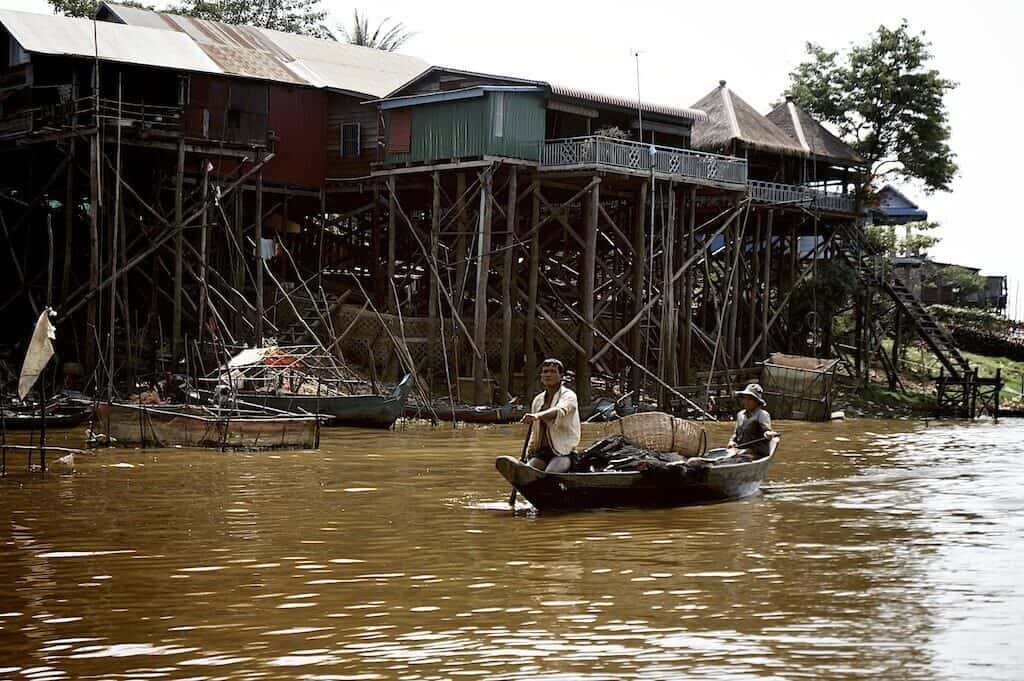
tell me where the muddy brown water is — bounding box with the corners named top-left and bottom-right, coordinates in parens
top-left (1, 418), bottom-right (1022, 680)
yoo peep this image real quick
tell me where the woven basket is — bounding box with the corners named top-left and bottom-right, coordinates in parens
top-left (592, 412), bottom-right (706, 456)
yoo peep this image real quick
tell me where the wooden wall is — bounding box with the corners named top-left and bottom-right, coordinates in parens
top-left (325, 93), bottom-right (378, 179)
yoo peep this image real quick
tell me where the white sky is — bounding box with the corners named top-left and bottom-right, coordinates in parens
top-left (6, 0), bottom-right (1023, 318)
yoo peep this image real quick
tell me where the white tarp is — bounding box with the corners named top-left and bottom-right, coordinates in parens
top-left (18, 308), bottom-right (56, 399)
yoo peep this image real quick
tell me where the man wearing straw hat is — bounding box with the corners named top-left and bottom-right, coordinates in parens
top-left (729, 383), bottom-right (777, 459)
top-left (521, 358), bottom-right (581, 473)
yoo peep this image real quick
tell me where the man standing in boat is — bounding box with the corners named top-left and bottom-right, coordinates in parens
top-left (728, 383), bottom-right (777, 459)
top-left (521, 358), bottom-right (581, 473)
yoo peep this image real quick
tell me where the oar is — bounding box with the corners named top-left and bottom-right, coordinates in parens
top-left (508, 421), bottom-right (534, 508)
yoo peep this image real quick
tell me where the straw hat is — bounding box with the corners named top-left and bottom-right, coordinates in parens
top-left (734, 383), bottom-right (765, 406)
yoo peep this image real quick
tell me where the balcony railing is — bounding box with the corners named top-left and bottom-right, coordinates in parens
top-left (748, 179), bottom-right (858, 214)
top-left (540, 136), bottom-right (748, 187)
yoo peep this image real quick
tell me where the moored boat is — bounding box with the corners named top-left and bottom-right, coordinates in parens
top-left (403, 400), bottom-right (522, 424)
top-left (496, 440), bottom-right (777, 511)
top-left (1, 403), bottom-right (92, 430)
top-left (91, 401), bottom-right (320, 450)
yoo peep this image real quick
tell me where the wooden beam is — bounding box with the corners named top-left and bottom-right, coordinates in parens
top-left (629, 181), bottom-right (648, 398)
top-left (254, 157), bottom-right (264, 346)
top-left (500, 167), bottom-right (517, 400)
top-left (171, 137), bottom-right (185, 360)
top-left (524, 185), bottom-right (541, 397)
top-left (472, 169), bottom-right (493, 404)
top-left (578, 176), bottom-right (599, 407)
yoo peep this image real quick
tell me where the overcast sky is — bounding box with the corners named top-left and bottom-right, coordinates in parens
top-left (7, 0), bottom-right (1023, 318)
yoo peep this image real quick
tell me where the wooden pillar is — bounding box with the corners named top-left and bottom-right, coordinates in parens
top-left (761, 210), bottom-right (773, 359)
top-left (454, 172), bottom-right (468, 312)
top-left (788, 225), bottom-right (798, 354)
top-left (658, 185), bottom-right (676, 406)
top-left (578, 177), bottom-right (599, 408)
top-left (472, 170), bottom-right (493, 404)
top-left (629, 181), bottom-right (648, 399)
top-left (86, 134), bottom-right (100, 374)
top-left (681, 187), bottom-right (695, 385)
top-left (232, 187), bottom-right (244, 337)
top-left (386, 176), bottom-right (397, 312)
top-left (171, 138), bottom-right (185, 360)
top-left (60, 138), bottom-right (75, 302)
top-left (727, 213), bottom-right (739, 364)
top-left (853, 291), bottom-right (863, 381)
top-left (890, 307), bottom-right (902, 390)
top-left (371, 183), bottom-right (383, 307)
top-left (750, 211), bottom-right (761, 355)
top-left (197, 159), bottom-right (209, 344)
top-left (254, 159), bottom-right (264, 346)
top-left (499, 167), bottom-right (517, 400)
top-left (524, 185), bottom-right (541, 397)
top-left (428, 171), bottom-right (441, 382)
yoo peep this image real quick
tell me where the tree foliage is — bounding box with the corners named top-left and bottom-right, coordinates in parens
top-left (865, 220), bottom-right (941, 258)
top-left (171, 0), bottom-right (332, 38)
top-left (787, 20), bottom-right (957, 193)
top-left (47, 0), bottom-right (332, 39)
top-left (46, 0), bottom-right (152, 17)
top-left (336, 10), bottom-right (415, 52)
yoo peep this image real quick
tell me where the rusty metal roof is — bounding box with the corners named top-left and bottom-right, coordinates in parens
top-left (0, 9), bottom-right (222, 75)
top-left (99, 2), bottom-right (426, 97)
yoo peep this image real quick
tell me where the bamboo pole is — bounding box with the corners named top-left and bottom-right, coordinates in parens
top-left (87, 133), bottom-right (100, 376)
top-left (629, 181), bottom-right (648, 399)
top-left (761, 210), bottom-right (773, 359)
top-left (472, 169), bottom-right (493, 404)
top-left (172, 137), bottom-right (185, 361)
top-left (681, 186), bottom-right (696, 385)
top-left (386, 176), bottom-right (397, 313)
top-left (254, 158), bottom-right (264, 346)
top-left (500, 167), bottom-right (517, 399)
top-left (454, 172), bottom-right (468, 311)
top-left (524, 185), bottom-right (540, 397)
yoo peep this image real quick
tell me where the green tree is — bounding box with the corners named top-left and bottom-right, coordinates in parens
top-left (47, 0), bottom-right (152, 17)
top-left (336, 10), bottom-right (415, 51)
top-left (172, 0), bottom-right (332, 38)
top-left (787, 20), bottom-right (957, 193)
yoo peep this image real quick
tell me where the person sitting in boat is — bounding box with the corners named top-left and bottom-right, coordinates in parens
top-left (521, 358), bottom-right (581, 473)
top-left (728, 383), bottom-right (777, 459)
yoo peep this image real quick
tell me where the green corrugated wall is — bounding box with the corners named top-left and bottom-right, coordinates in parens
top-left (386, 92), bottom-right (545, 164)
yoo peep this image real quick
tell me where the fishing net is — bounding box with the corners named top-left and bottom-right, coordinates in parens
top-left (592, 412), bottom-right (706, 456)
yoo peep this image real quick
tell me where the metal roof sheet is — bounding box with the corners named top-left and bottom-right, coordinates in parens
top-left (99, 3), bottom-right (427, 97)
top-left (549, 84), bottom-right (707, 123)
top-left (0, 9), bottom-right (223, 75)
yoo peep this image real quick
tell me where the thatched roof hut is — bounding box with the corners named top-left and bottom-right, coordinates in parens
top-left (690, 81), bottom-right (806, 157)
top-left (766, 96), bottom-right (863, 166)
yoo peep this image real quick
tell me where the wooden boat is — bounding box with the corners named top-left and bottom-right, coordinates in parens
top-left (403, 400), bottom-right (523, 424)
top-left (1, 404), bottom-right (92, 430)
top-left (496, 440), bottom-right (777, 511)
top-left (218, 374), bottom-right (413, 429)
top-left (91, 402), bottom-right (320, 450)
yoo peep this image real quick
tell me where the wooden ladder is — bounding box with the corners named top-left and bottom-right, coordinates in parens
top-left (836, 224), bottom-right (972, 381)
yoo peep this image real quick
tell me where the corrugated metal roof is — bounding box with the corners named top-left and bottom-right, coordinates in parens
top-left (0, 9), bottom-right (223, 75)
top-left (549, 84), bottom-right (707, 123)
top-left (99, 2), bottom-right (426, 97)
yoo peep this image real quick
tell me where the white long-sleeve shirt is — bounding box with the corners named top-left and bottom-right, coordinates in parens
top-left (527, 385), bottom-right (581, 456)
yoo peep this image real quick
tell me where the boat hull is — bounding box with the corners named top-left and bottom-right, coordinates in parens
top-left (496, 449), bottom-right (774, 511)
top-left (403, 403), bottom-right (520, 424)
top-left (237, 393), bottom-right (406, 429)
top-left (1, 407), bottom-right (91, 430)
top-left (93, 402), bottom-right (319, 450)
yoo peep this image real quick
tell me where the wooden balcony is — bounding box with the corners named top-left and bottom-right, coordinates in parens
top-left (748, 179), bottom-right (858, 214)
top-left (540, 136), bottom-right (748, 189)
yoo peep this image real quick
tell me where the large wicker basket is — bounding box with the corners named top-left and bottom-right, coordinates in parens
top-left (592, 412), bottom-right (707, 456)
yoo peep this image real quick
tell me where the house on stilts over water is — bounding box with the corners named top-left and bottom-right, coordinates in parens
top-left (0, 7), bottom-right (996, 418)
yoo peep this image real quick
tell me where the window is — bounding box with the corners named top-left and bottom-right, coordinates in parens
top-left (340, 122), bottom-right (361, 157)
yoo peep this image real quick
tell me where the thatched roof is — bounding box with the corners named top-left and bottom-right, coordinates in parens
top-left (690, 81), bottom-right (806, 157)
top-left (766, 97), bottom-right (864, 166)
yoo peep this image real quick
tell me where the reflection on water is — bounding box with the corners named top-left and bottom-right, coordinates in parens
top-left (2, 419), bottom-right (1023, 679)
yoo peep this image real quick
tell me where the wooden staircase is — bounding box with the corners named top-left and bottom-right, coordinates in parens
top-left (835, 224), bottom-right (972, 381)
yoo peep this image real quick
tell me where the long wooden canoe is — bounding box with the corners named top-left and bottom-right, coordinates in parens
top-left (92, 402), bottom-right (319, 450)
top-left (1, 405), bottom-right (92, 430)
top-left (403, 401), bottom-right (523, 424)
top-left (496, 440), bottom-right (777, 511)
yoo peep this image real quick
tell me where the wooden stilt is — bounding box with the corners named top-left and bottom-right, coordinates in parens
top-left (761, 210), bottom-right (773, 359)
top-left (524, 185), bottom-right (540, 398)
top-left (629, 181), bottom-right (648, 400)
top-left (681, 186), bottom-right (695, 386)
top-left (386, 176), bottom-right (397, 313)
top-left (454, 172), bottom-right (468, 312)
top-left (500, 167), bottom-right (517, 400)
top-left (428, 171), bottom-right (441, 382)
top-left (578, 176), bottom-right (599, 408)
top-left (254, 158), bottom-right (264, 346)
top-left (87, 134), bottom-right (100, 376)
top-left (197, 159), bottom-right (210, 345)
top-left (171, 138), bottom-right (185, 361)
top-left (61, 138), bottom-right (75, 302)
top-left (891, 306), bottom-right (902, 389)
top-left (472, 169), bottom-right (493, 404)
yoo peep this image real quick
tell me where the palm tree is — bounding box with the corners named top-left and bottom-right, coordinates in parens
top-left (337, 9), bottom-right (415, 52)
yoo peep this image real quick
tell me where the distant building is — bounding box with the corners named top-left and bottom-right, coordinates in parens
top-left (894, 257), bottom-right (1008, 312)
top-left (871, 184), bottom-right (928, 225)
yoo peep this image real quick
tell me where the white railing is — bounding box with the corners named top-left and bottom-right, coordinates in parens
top-left (747, 179), bottom-right (857, 214)
top-left (540, 136), bottom-right (748, 186)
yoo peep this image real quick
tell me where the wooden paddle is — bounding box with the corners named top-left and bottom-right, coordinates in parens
top-left (508, 421), bottom-right (534, 508)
